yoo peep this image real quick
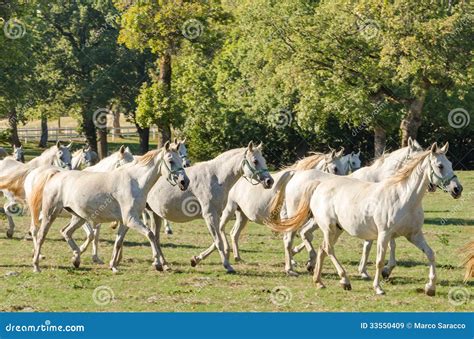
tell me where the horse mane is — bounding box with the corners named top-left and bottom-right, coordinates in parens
top-left (137, 149), bottom-right (165, 166)
top-left (386, 150), bottom-right (431, 184)
top-left (192, 148), bottom-right (246, 166)
top-left (369, 152), bottom-right (388, 167)
top-left (72, 149), bottom-right (83, 157)
top-left (284, 153), bottom-right (327, 171)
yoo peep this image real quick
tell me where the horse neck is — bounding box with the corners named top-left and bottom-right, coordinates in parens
top-left (380, 148), bottom-right (409, 174)
top-left (125, 151), bottom-right (163, 194)
top-left (211, 149), bottom-right (246, 189)
top-left (71, 154), bottom-right (83, 170)
top-left (28, 149), bottom-right (55, 168)
top-left (391, 157), bottom-right (430, 207)
top-left (86, 154), bottom-right (118, 172)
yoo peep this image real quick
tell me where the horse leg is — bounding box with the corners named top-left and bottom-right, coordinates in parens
top-left (164, 219), bottom-right (173, 235)
top-left (230, 209), bottom-right (249, 262)
top-left (91, 224), bottom-right (104, 264)
top-left (61, 216), bottom-right (87, 268)
top-left (194, 212), bottom-right (235, 273)
top-left (126, 217), bottom-right (163, 271)
top-left (382, 238), bottom-right (397, 279)
top-left (32, 210), bottom-right (60, 272)
top-left (79, 223), bottom-right (93, 253)
top-left (148, 211), bottom-right (169, 270)
top-left (110, 222), bottom-right (129, 273)
top-left (373, 232), bottom-right (390, 295)
top-left (283, 231), bottom-right (298, 276)
top-left (6, 215), bottom-right (15, 238)
top-left (313, 242), bottom-right (327, 289)
top-left (324, 227), bottom-right (350, 290)
top-left (406, 231), bottom-right (436, 296)
top-left (218, 201), bottom-right (237, 259)
top-left (300, 220), bottom-right (318, 272)
top-left (358, 240), bottom-right (373, 280)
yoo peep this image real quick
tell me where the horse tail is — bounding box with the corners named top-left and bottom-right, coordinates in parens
top-left (0, 167), bottom-right (30, 198)
top-left (30, 169), bottom-right (60, 226)
top-left (267, 170), bottom-right (296, 223)
top-left (266, 180), bottom-right (320, 233)
top-left (461, 240), bottom-right (474, 282)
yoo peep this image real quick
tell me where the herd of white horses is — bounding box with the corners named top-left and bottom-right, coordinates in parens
top-left (0, 137), bottom-right (464, 296)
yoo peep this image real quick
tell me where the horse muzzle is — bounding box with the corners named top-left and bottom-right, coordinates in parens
top-left (262, 176), bottom-right (274, 189)
top-left (178, 176), bottom-right (190, 191)
top-left (450, 185), bottom-right (463, 199)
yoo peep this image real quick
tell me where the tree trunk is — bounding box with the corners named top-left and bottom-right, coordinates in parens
top-left (137, 125), bottom-right (150, 154)
top-left (97, 128), bottom-right (108, 159)
top-left (39, 114), bottom-right (48, 148)
top-left (374, 125), bottom-right (386, 157)
top-left (156, 52), bottom-right (172, 148)
top-left (400, 87), bottom-right (428, 146)
top-left (8, 109), bottom-right (21, 147)
top-left (83, 113), bottom-right (98, 153)
top-left (112, 110), bottom-right (122, 138)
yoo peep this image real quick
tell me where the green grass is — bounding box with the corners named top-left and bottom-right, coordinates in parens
top-left (0, 142), bottom-right (472, 312)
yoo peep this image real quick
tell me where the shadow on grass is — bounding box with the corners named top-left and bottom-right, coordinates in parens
top-left (424, 218), bottom-right (474, 226)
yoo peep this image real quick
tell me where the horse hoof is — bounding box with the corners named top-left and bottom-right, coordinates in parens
top-left (6, 231), bottom-right (13, 239)
top-left (190, 256), bottom-right (198, 267)
top-left (234, 257), bottom-right (243, 263)
top-left (306, 263), bottom-right (315, 273)
top-left (425, 285), bottom-right (436, 296)
top-left (33, 267), bottom-right (41, 273)
top-left (375, 289), bottom-right (386, 296)
top-left (226, 266), bottom-right (236, 274)
top-left (286, 270), bottom-right (299, 277)
top-left (111, 267), bottom-right (119, 274)
top-left (154, 263), bottom-right (164, 271)
top-left (360, 272), bottom-right (371, 280)
top-left (340, 283), bottom-right (352, 291)
top-left (382, 268), bottom-right (391, 279)
top-left (163, 265), bottom-right (171, 272)
top-left (72, 258), bottom-right (81, 268)
top-left (315, 282), bottom-right (326, 289)
top-left (92, 256), bottom-right (104, 265)
top-left (165, 229), bottom-right (173, 235)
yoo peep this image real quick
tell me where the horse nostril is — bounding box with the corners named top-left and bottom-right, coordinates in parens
top-left (453, 187), bottom-right (460, 194)
top-left (180, 180), bottom-right (185, 186)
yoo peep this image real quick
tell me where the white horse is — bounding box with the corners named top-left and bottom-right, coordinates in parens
top-left (340, 150), bottom-right (361, 174)
top-left (110, 142), bottom-right (274, 273)
top-left (0, 142), bottom-right (72, 238)
top-left (160, 138), bottom-right (191, 235)
top-left (29, 141), bottom-right (189, 272)
top-left (286, 139), bottom-right (424, 274)
top-left (217, 149), bottom-right (345, 272)
top-left (0, 147), bottom-right (7, 159)
top-left (269, 142), bottom-right (462, 296)
top-left (71, 145), bottom-right (99, 170)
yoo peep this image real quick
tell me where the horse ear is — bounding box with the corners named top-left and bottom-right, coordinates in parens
top-left (357, 150), bottom-right (360, 156)
top-left (119, 145), bottom-right (125, 154)
top-left (336, 147), bottom-right (344, 158)
top-left (182, 137), bottom-right (186, 144)
top-left (329, 150), bottom-right (336, 159)
top-left (248, 141), bottom-right (254, 152)
top-left (67, 141), bottom-right (73, 149)
top-left (164, 141), bottom-right (170, 151)
top-left (430, 142), bottom-right (438, 154)
top-left (413, 139), bottom-right (422, 150)
top-left (257, 141), bottom-right (263, 150)
top-left (56, 140), bottom-right (61, 148)
top-left (176, 141), bottom-right (182, 151)
top-left (440, 142), bottom-right (449, 153)
top-left (174, 137), bottom-right (178, 145)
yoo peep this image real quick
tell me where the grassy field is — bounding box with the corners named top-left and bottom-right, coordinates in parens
top-left (0, 141), bottom-right (472, 312)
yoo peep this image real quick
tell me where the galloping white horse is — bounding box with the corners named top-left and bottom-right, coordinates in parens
top-left (269, 142), bottom-right (462, 296)
top-left (29, 141), bottom-right (189, 272)
top-left (0, 142), bottom-right (72, 238)
top-left (110, 142), bottom-right (274, 273)
top-left (286, 139), bottom-right (424, 274)
top-left (217, 149), bottom-right (345, 273)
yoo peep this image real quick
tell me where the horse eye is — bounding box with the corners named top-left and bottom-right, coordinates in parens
top-left (253, 159), bottom-right (258, 165)
top-left (334, 167), bottom-right (338, 173)
top-left (438, 164), bottom-right (444, 170)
